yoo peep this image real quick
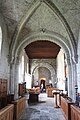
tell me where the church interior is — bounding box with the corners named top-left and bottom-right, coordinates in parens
top-left (0, 0), bottom-right (80, 120)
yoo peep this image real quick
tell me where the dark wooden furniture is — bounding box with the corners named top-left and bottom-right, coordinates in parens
top-left (18, 82), bottom-right (26, 96)
top-left (7, 94), bottom-right (14, 104)
top-left (61, 96), bottom-right (73, 120)
top-left (0, 79), bottom-right (14, 120)
top-left (12, 96), bottom-right (26, 120)
top-left (0, 79), bottom-right (7, 98)
top-left (0, 79), bottom-right (7, 109)
top-left (0, 104), bottom-right (14, 120)
top-left (71, 105), bottom-right (80, 120)
top-left (28, 93), bottom-right (38, 103)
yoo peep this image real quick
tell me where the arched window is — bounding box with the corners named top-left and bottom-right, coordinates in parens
top-left (0, 26), bottom-right (2, 56)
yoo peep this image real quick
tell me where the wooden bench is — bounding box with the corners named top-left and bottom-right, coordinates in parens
top-left (71, 105), bottom-right (80, 120)
top-left (12, 96), bottom-right (26, 120)
top-left (0, 104), bottom-right (14, 120)
top-left (61, 96), bottom-right (73, 120)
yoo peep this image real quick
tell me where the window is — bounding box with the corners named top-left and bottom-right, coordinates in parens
top-left (22, 55), bottom-right (24, 74)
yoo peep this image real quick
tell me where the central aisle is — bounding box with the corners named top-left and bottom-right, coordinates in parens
top-left (18, 93), bottom-right (66, 120)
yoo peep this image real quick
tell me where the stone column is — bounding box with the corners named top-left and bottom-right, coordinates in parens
top-left (77, 55), bottom-right (80, 92)
top-left (67, 57), bottom-right (77, 102)
top-left (77, 29), bottom-right (80, 92)
top-left (67, 64), bottom-right (72, 98)
top-left (10, 63), bottom-right (15, 94)
top-left (14, 56), bottom-right (19, 100)
top-left (72, 62), bottom-right (77, 101)
top-left (32, 74), bottom-right (34, 87)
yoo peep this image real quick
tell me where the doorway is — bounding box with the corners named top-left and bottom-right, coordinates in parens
top-left (40, 79), bottom-right (46, 92)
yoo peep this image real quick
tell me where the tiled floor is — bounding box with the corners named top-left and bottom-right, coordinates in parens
top-left (18, 93), bottom-right (66, 120)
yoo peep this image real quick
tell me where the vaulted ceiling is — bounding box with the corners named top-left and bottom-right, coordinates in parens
top-left (0, 0), bottom-right (79, 59)
top-left (25, 41), bottom-right (61, 59)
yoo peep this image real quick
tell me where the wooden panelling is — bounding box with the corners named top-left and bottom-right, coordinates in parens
top-left (61, 97), bottom-right (73, 120)
top-left (0, 79), bottom-right (7, 98)
top-left (12, 96), bottom-right (26, 120)
top-left (0, 104), bottom-right (14, 120)
top-left (0, 79), bottom-right (8, 109)
top-left (71, 105), bottom-right (80, 120)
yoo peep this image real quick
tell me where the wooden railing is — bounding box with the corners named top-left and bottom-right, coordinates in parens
top-left (12, 96), bottom-right (26, 120)
top-left (71, 105), bottom-right (80, 120)
top-left (61, 97), bottom-right (73, 120)
top-left (0, 104), bottom-right (14, 120)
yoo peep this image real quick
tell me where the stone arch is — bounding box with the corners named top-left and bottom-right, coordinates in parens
top-left (9, 0), bottom-right (78, 101)
top-left (10, 0), bottom-right (77, 63)
top-left (31, 62), bottom-right (56, 86)
top-left (15, 31), bottom-right (71, 64)
top-left (10, 30), bottom-right (77, 100)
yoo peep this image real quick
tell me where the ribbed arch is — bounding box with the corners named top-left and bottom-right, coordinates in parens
top-left (10, 0), bottom-right (77, 64)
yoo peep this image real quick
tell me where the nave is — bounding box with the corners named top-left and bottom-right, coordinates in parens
top-left (18, 93), bottom-right (65, 120)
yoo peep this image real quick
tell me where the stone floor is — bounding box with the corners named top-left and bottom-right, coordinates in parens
top-left (18, 93), bottom-right (66, 120)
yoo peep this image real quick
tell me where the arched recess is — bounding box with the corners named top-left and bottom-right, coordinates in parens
top-left (9, 0), bottom-right (77, 63)
top-left (31, 62), bottom-right (56, 87)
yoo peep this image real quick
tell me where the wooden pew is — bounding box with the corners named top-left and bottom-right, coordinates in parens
top-left (71, 105), bottom-right (80, 120)
top-left (12, 96), bottom-right (26, 120)
top-left (0, 104), bottom-right (14, 120)
top-left (61, 96), bottom-right (73, 120)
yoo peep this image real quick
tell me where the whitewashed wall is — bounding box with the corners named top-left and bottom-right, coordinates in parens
top-left (56, 49), bottom-right (65, 90)
top-left (19, 50), bottom-right (29, 83)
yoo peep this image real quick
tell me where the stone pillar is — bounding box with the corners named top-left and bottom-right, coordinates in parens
top-left (77, 55), bottom-right (80, 92)
top-left (10, 63), bottom-right (15, 94)
top-left (67, 57), bottom-right (77, 102)
top-left (32, 74), bottom-right (34, 87)
top-left (72, 62), bottom-right (77, 101)
top-left (77, 29), bottom-right (80, 92)
top-left (67, 63), bottom-right (72, 98)
top-left (14, 56), bottom-right (19, 100)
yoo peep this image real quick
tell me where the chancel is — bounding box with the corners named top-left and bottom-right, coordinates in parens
top-left (0, 0), bottom-right (80, 120)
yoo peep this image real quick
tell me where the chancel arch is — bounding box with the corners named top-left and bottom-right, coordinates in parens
top-left (31, 62), bottom-right (56, 87)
